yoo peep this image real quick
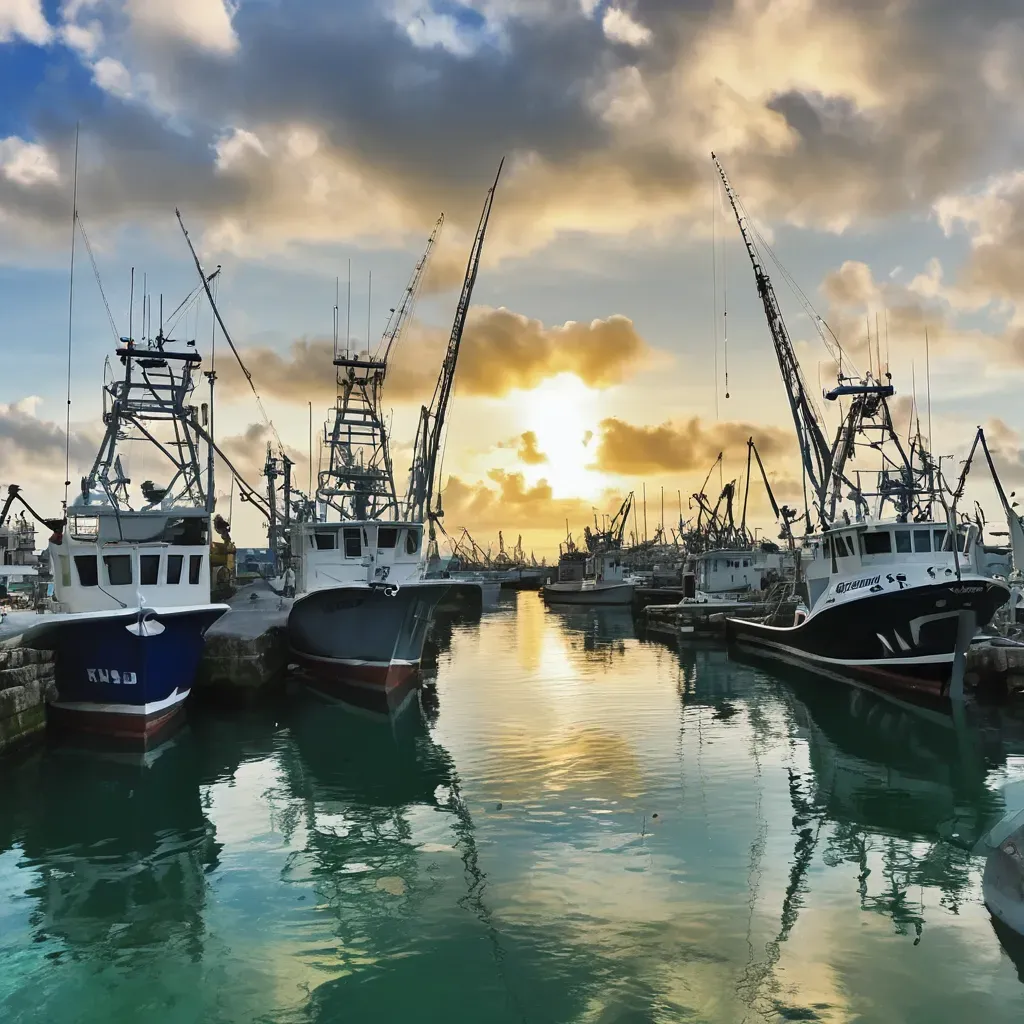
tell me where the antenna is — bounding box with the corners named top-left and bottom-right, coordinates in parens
top-left (367, 270), bottom-right (372, 353)
top-left (875, 312), bottom-right (882, 381)
top-left (308, 400), bottom-right (313, 494)
top-left (346, 259), bottom-right (352, 359)
top-left (128, 267), bottom-right (134, 345)
top-left (925, 327), bottom-right (933, 450)
top-left (63, 123), bottom-right (80, 513)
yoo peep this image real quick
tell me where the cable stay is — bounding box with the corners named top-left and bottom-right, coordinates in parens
top-left (176, 209), bottom-right (285, 457)
top-left (376, 213), bottom-right (444, 365)
top-left (405, 160), bottom-right (504, 525)
top-left (75, 214), bottom-right (120, 344)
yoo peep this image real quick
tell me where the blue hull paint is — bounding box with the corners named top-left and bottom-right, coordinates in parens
top-left (21, 606), bottom-right (227, 740)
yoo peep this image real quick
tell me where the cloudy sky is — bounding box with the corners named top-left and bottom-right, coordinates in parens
top-left (3, 0), bottom-right (1024, 553)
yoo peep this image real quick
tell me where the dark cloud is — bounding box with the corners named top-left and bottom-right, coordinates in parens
top-left (4, 0), bottom-right (1022, 259)
top-left (0, 401), bottom-right (97, 470)
top-left (591, 415), bottom-right (792, 476)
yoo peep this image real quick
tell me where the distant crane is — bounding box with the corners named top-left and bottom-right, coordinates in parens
top-left (405, 160), bottom-right (504, 525)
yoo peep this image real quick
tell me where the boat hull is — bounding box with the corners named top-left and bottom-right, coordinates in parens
top-left (543, 582), bottom-right (634, 606)
top-left (727, 578), bottom-right (1008, 701)
top-left (288, 582), bottom-right (450, 709)
top-left (19, 605), bottom-right (228, 743)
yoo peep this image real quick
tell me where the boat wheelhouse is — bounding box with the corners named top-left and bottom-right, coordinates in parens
top-left (692, 547), bottom-right (784, 597)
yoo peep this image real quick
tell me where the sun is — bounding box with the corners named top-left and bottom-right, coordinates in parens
top-left (518, 374), bottom-right (607, 499)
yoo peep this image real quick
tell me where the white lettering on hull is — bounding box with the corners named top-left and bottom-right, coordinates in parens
top-left (86, 669), bottom-right (138, 685)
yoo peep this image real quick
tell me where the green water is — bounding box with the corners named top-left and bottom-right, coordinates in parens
top-left (3, 593), bottom-right (1024, 1023)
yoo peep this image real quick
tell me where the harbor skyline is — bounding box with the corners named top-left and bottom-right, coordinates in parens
top-left (3, 1), bottom-right (1024, 550)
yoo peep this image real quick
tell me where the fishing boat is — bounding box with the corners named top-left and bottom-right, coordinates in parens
top-left (19, 331), bottom-right (228, 741)
top-left (712, 155), bottom-right (1009, 702)
top-left (728, 518), bottom-right (1007, 700)
top-left (543, 494), bottom-right (635, 607)
top-left (287, 166), bottom-right (502, 709)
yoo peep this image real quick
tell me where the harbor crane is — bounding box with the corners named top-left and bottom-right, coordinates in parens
top-left (405, 162), bottom-right (504, 527)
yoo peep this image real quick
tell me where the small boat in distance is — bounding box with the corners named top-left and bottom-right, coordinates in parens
top-left (544, 494), bottom-right (635, 607)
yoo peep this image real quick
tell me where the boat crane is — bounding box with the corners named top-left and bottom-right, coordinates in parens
top-left (405, 161), bottom-right (503, 528)
top-left (740, 437), bottom-right (801, 547)
top-left (584, 492), bottom-right (633, 553)
top-left (712, 153), bottom-right (930, 528)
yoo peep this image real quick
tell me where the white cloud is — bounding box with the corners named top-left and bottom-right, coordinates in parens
top-left (601, 7), bottom-right (651, 48)
top-left (0, 136), bottom-right (60, 186)
top-left (588, 65), bottom-right (653, 128)
top-left (125, 0), bottom-right (238, 55)
top-left (60, 18), bottom-right (103, 57)
top-left (92, 55), bottom-right (134, 99)
top-left (0, 0), bottom-right (53, 45)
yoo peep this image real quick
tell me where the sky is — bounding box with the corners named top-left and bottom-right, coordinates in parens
top-left (4, 0), bottom-right (1024, 554)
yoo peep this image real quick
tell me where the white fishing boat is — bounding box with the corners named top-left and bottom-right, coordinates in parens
top-left (543, 494), bottom-right (635, 607)
top-left (287, 166), bottom-right (503, 709)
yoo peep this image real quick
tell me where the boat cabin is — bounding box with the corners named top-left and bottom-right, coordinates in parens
top-left (291, 520), bottom-right (424, 593)
top-left (693, 548), bottom-right (782, 596)
top-left (805, 519), bottom-right (979, 609)
top-left (586, 550), bottom-right (625, 584)
top-left (49, 507), bottom-right (212, 614)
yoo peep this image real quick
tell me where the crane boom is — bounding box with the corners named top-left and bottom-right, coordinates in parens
top-left (378, 213), bottom-right (444, 364)
top-left (711, 153), bottom-right (834, 527)
top-left (405, 160), bottom-right (504, 523)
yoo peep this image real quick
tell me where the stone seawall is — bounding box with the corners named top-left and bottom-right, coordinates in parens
top-left (0, 648), bottom-right (55, 754)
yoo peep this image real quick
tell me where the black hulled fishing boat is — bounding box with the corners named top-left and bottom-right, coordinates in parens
top-left (712, 155), bottom-right (1009, 702)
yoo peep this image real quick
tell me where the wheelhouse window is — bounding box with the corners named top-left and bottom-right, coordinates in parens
top-left (936, 529), bottom-right (951, 552)
top-left (74, 555), bottom-right (98, 587)
top-left (103, 555), bottom-right (132, 586)
top-left (70, 517), bottom-right (99, 540)
top-left (377, 528), bottom-right (398, 549)
top-left (913, 529), bottom-right (932, 553)
top-left (314, 532), bottom-right (336, 551)
top-left (894, 530), bottom-right (912, 554)
top-left (140, 555), bottom-right (160, 585)
top-left (189, 554), bottom-right (203, 585)
top-left (405, 529), bottom-right (421, 555)
top-left (167, 554), bottom-right (184, 584)
top-left (59, 554), bottom-right (72, 587)
top-left (343, 528), bottom-right (362, 558)
top-left (862, 532), bottom-right (892, 555)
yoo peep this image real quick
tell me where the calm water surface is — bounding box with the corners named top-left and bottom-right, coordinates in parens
top-left (3, 593), bottom-right (1024, 1022)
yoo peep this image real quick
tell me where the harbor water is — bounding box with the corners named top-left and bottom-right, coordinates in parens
top-left (2, 592), bottom-right (1024, 1022)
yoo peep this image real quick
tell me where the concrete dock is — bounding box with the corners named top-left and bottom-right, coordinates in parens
top-left (195, 581), bottom-right (292, 700)
top-left (0, 647), bottom-right (55, 754)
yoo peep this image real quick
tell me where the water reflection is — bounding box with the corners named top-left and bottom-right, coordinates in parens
top-left (1, 597), bottom-right (1024, 1020)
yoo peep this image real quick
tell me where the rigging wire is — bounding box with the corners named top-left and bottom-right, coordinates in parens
top-left (712, 169), bottom-right (719, 421)
top-left (76, 215), bottom-right (120, 343)
top-left (63, 125), bottom-right (80, 514)
top-left (176, 209), bottom-right (286, 457)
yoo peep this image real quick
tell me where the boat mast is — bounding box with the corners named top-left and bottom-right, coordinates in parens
top-left (405, 161), bottom-right (503, 525)
top-left (712, 153), bottom-right (833, 530)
